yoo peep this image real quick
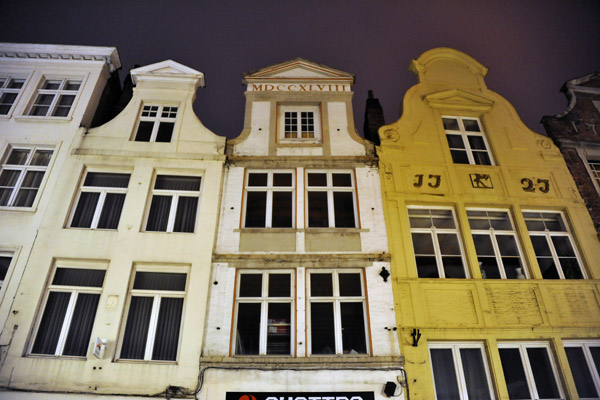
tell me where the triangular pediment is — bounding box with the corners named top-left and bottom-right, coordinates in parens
top-left (425, 89), bottom-right (494, 112)
top-left (131, 60), bottom-right (204, 86)
top-left (244, 58), bottom-right (354, 83)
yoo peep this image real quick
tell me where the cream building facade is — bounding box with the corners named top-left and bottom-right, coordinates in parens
top-left (199, 59), bottom-right (403, 400)
top-left (0, 53), bottom-right (226, 398)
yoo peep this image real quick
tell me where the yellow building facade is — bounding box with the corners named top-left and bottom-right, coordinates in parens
top-left (378, 48), bottom-right (600, 399)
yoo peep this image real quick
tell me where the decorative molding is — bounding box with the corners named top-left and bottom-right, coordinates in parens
top-left (424, 89), bottom-right (494, 112)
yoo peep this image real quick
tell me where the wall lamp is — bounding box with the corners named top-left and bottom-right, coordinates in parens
top-left (411, 328), bottom-right (421, 347)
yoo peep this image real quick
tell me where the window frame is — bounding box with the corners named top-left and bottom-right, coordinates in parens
top-left (408, 206), bottom-right (468, 278)
top-left (467, 208), bottom-right (528, 279)
top-left (242, 169), bottom-right (295, 228)
top-left (305, 170), bottom-right (358, 228)
top-left (117, 265), bottom-right (188, 362)
top-left (144, 174), bottom-right (202, 233)
top-left (278, 104), bottom-right (322, 143)
top-left (68, 170), bottom-right (130, 230)
top-left (586, 159), bottom-right (600, 194)
top-left (442, 115), bottom-right (494, 166)
top-left (0, 76), bottom-right (27, 116)
top-left (497, 341), bottom-right (565, 400)
top-left (428, 342), bottom-right (496, 400)
top-left (232, 269), bottom-right (295, 356)
top-left (0, 145), bottom-right (54, 209)
top-left (27, 77), bottom-right (82, 118)
top-left (29, 263), bottom-right (106, 358)
top-left (0, 250), bottom-right (14, 289)
top-left (133, 104), bottom-right (179, 143)
top-left (563, 340), bottom-right (600, 400)
top-left (522, 210), bottom-right (586, 279)
top-left (306, 269), bottom-right (369, 356)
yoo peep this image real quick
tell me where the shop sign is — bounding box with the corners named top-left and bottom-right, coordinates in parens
top-left (226, 392), bottom-right (375, 400)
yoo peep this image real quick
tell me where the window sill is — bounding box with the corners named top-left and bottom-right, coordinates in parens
top-left (66, 227), bottom-right (118, 231)
top-left (14, 115), bottom-right (73, 123)
top-left (0, 206), bottom-right (37, 213)
top-left (235, 228), bottom-right (369, 233)
top-left (305, 227), bottom-right (369, 233)
top-left (142, 230), bottom-right (196, 235)
top-left (277, 140), bottom-right (322, 146)
top-left (115, 358), bottom-right (177, 365)
top-left (27, 354), bottom-right (86, 360)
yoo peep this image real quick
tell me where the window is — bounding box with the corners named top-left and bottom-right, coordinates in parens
top-left (429, 342), bottom-right (495, 400)
top-left (69, 172), bottom-right (130, 229)
top-left (28, 78), bottom-right (81, 117)
top-left (306, 171), bottom-right (357, 228)
top-left (119, 269), bottom-right (187, 361)
top-left (134, 105), bottom-right (178, 142)
top-left (467, 209), bottom-right (526, 279)
top-left (442, 116), bottom-right (493, 165)
top-left (588, 160), bottom-right (600, 191)
top-left (31, 267), bottom-right (105, 357)
top-left (523, 211), bottom-right (585, 279)
top-left (0, 251), bottom-right (13, 287)
top-left (234, 271), bottom-right (293, 355)
top-left (279, 105), bottom-right (321, 142)
top-left (0, 146), bottom-right (53, 207)
top-left (408, 207), bottom-right (467, 278)
top-left (243, 171), bottom-right (294, 228)
top-left (0, 77), bottom-right (25, 115)
top-left (498, 342), bottom-right (565, 400)
top-left (564, 340), bottom-right (600, 399)
top-left (307, 270), bottom-right (367, 355)
top-left (145, 175), bottom-right (201, 233)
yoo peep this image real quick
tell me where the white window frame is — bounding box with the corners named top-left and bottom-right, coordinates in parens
top-left (133, 104), bottom-right (178, 142)
top-left (429, 342), bottom-right (496, 400)
top-left (522, 210), bottom-right (586, 279)
top-left (564, 340), bottom-right (600, 400)
top-left (69, 171), bottom-right (130, 230)
top-left (117, 266), bottom-right (188, 362)
top-left (0, 145), bottom-right (54, 208)
top-left (29, 263), bottom-right (106, 357)
top-left (242, 170), bottom-right (295, 228)
top-left (408, 206), bottom-right (468, 278)
top-left (305, 170), bottom-right (358, 228)
top-left (144, 174), bottom-right (202, 233)
top-left (0, 250), bottom-right (14, 288)
top-left (0, 76), bottom-right (26, 116)
top-left (28, 77), bottom-right (82, 118)
top-left (587, 159), bottom-right (600, 194)
top-left (467, 208), bottom-right (528, 279)
top-left (498, 341), bottom-right (565, 400)
top-left (306, 269), bottom-right (369, 356)
top-left (233, 270), bottom-right (294, 356)
top-left (442, 116), bottom-right (494, 165)
top-left (279, 104), bottom-right (321, 143)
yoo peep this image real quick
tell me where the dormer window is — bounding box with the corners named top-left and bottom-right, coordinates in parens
top-left (134, 105), bottom-right (178, 142)
top-left (279, 105), bottom-right (321, 143)
top-left (443, 116), bottom-right (494, 165)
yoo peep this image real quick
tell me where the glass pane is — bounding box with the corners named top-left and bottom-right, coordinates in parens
top-left (30, 150), bottom-right (53, 166)
top-left (468, 211), bottom-right (491, 230)
top-left (412, 233), bottom-right (435, 255)
top-left (489, 211), bottom-right (512, 230)
top-left (416, 256), bottom-right (439, 278)
top-left (430, 348), bottom-right (460, 400)
top-left (451, 150), bottom-right (470, 164)
top-left (155, 175), bottom-right (201, 191)
top-left (409, 212), bottom-right (433, 228)
top-left (311, 302), bottom-right (335, 354)
top-left (152, 297), bottom-right (183, 361)
top-left (468, 135), bottom-right (486, 150)
top-left (499, 348), bottom-right (531, 399)
top-left (173, 196), bottom-right (198, 233)
top-left (43, 80), bottom-right (60, 90)
top-left (272, 191), bottom-right (293, 228)
top-left (460, 348), bottom-right (492, 400)
top-left (267, 303), bottom-right (291, 355)
top-left (268, 273), bottom-right (290, 297)
top-left (503, 257), bottom-right (523, 279)
top-left (0, 169), bottom-right (20, 186)
top-left (438, 234), bottom-right (460, 255)
top-left (0, 188), bottom-right (12, 206)
top-left (62, 293), bottom-right (100, 356)
top-left (146, 195), bottom-right (171, 231)
top-left (245, 191), bottom-right (267, 228)
top-left (542, 213), bottom-right (566, 232)
top-left (463, 119), bottom-right (481, 132)
top-left (339, 273), bottom-right (362, 296)
top-left (70, 192), bottom-right (100, 228)
top-left (473, 235), bottom-right (494, 256)
top-left (32, 291), bottom-right (71, 354)
top-left (120, 296), bottom-right (153, 359)
top-left (530, 236), bottom-right (551, 256)
top-left (236, 303), bottom-right (261, 355)
top-left (7, 149), bottom-right (30, 165)
top-left (432, 210), bottom-right (455, 228)
top-left (97, 193), bottom-right (126, 229)
top-left (442, 118), bottom-right (460, 131)
top-left (497, 235), bottom-right (519, 256)
top-left (310, 273), bottom-right (333, 296)
top-left (565, 346), bottom-right (599, 398)
top-left (13, 188), bottom-right (39, 207)
top-left (551, 236), bottom-right (576, 257)
top-left (307, 173), bottom-right (327, 186)
top-left (8, 79), bottom-right (24, 89)
top-left (523, 212), bottom-right (545, 231)
top-left (333, 192), bottom-right (355, 227)
top-left (65, 80), bottom-right (81, 90)
top-left (443, 257), bottom-right (466, 278)
top-left (446, 134), bottom-right (465, 148)
top-left (0, 256), bottom-right (11, 281)
top-left (332, 173), bottom-right (352, 187)
top-left (340, 302), bottom-right (366, 354)
top-left (247, 173), bottom-right (267, 187)
top-left (239, 274), bottom-right (262, 297)
top-left (308, 191), bottom-right (329, 227)
top-left (560, 258), bottom-right (583, 279)
top-left (474, 151), bottom-right (492, 165)
top-left (53, 268), bottom-right (105, 287)
top-left (133, 272), bottom-right (186, 291)
top-left (538, 258), bottom-right (560, 279)
top-left (156, 122), bottom-right (174, 142)
top-left (479, 256), bottom-right (501, 279)
top-left (591, 347), bottom-right (600, 375)
top-left (527, 347), bottom-right (561, 399)
top-left (273, 173), bottom-right (292, 187)
top-left (135, 121), bottom-right (154, 141)
top-left (84, 172), bottom-right (130, 188)
top-left (20, 171), bottom-right (44, 188)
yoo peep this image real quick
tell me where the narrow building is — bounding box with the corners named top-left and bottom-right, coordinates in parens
top-left (200, 59), bottom-right (403, 399)
top-left (378, 48), bottom-right (600, 399)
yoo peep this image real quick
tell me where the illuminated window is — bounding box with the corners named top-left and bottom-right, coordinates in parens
top-left (0, 146), bottom-right (53, 208)
top-left (279, 105), bottom-right (321, 142)
top-left (306, 171), bottom-right (357, 228)
top-left (134, 105), bottom-right (178, 142)
top-left (145, 175), bottom-right (202, 233)
top-left (443, 116), bottom-right (493, 165)
top-left (28, 78), bottom-right (81, 117)
top-left (243, 170), bottom-right (294, 228)
top-left (564, 340), bottom-right (600, 399)
top-left (0, 77), bottom-right (25, 115)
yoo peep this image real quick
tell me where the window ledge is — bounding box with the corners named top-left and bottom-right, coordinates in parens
top-left (234, 228), bottom-right (369, 233)
top-left (278, 140), bottom-right (322, 146)
top-left (305, 228), bottom-right (369, 233)
top-left (142, 230), bottom-right (195, 235)
top-left (14, 115), bottom-right (73, 123)
top-left (0, 206), bottom-right (37, 213)
top-left (115, 359), bottom-right (178, 365)
top-left (27, 354), bottom-right (86, 361)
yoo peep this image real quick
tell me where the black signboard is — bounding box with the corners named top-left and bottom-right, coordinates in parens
top-left (226, 393), bottom-right (375, 400)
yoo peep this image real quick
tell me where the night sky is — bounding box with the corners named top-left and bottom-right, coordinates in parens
top-left (1, 0), bottom-right (599, 138)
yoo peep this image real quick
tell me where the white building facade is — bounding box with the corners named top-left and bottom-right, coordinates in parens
top-left (200, 59), bottom-right (403, 400)
top-left (0, 53), bottom-right (226, 398)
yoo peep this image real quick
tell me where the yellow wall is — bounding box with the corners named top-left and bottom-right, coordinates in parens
top-left (379, 48), bottom-right (600, 399)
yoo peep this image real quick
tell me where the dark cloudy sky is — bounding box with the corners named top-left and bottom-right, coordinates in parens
top-left (2, 0), bottom-right (599, 138)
